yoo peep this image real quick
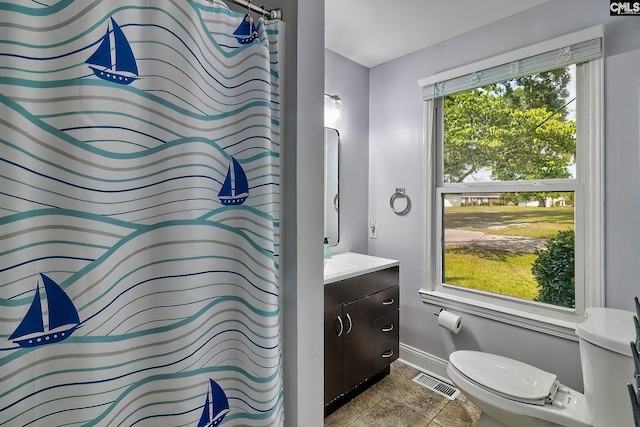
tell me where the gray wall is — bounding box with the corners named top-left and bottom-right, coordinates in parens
top-left (250, 0), bottom-right (640, 423)
top-left (280, 0), bottom-right (325, 424)
top-left (253, 0), bottom-right (326, 425)
top-left (267, 0), bottom-right (640, 421)
top-left (357, 1), bottom-right (640, 391)
top-left (325, 49), bottom-right (370, 255)
top-left (604, 18), bottom-right (640, 310)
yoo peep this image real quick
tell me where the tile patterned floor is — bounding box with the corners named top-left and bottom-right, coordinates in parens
top-left (324, 361), bottom-right (481, 427)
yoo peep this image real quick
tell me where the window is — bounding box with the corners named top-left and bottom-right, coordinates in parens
top-left (419, 26), bottom-right (604, 338)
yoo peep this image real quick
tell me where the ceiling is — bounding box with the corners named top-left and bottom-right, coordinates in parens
top-left (325, 0), bottom-right (551, 68)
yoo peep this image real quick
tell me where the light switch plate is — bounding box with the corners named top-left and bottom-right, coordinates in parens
top-left (369, 219), bottom-right (378, 239)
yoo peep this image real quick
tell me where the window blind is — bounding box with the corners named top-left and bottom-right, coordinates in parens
top-left (420, 30), bottom-right (602, 100)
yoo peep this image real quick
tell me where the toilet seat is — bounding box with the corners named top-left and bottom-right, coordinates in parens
top-left (449, 351), bottom-right (561, 406)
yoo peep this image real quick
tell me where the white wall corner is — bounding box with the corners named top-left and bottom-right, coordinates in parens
top-left (399, 342), bottom-right (452, 385)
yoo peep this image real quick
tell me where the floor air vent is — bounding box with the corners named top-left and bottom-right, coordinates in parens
top-left (412, 373), bottom-right (460, 400)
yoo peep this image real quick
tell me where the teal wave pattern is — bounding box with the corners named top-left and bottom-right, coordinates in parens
top-left (0, 0), bottom-right (282, 425)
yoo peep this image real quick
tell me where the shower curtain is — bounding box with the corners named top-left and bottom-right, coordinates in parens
top-left (0, 0), bottom-right (282, 425)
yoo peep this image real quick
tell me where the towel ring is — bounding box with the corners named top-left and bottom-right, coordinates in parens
top-left (390, 188), bottom-right (411, 215)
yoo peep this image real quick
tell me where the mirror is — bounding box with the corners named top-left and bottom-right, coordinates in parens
top-left (324, 127), bottom-right (340, 246)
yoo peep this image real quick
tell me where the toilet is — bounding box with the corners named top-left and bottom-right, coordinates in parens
top-left (446, 307), bottom-right (637, 427)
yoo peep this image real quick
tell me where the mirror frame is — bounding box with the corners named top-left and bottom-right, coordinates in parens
top-left (324, 127), bottom-right (340, 246)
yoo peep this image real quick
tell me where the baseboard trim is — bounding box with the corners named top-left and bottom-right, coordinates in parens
top-left (399, 342), bottom-right (453, 385)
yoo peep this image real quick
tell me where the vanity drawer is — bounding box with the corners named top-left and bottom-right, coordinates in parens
top-left (374, 311), bottom-right (399, 346)
top-left (374, 339), bottom-right (399, 373)
top-left (374, 286), bottom-right (399, 319)
top-left (325, 266), bottom-right (399, 308)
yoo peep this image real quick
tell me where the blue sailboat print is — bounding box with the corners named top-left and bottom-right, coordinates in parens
top-left (218, 156), bottom-right (249, 205)
top-left (197, 379), bottom-right (230, 427)
top-left (9, 273), bottom-right (80, 348)
top-left (85, 17), bottom-right (139, 85)
top-left (233, 14), bottom-right (258, 45)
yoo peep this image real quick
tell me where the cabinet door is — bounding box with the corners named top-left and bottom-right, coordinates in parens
top-left (342, 295), bottom-right (375, 392)
top-left (324, 304), bottom-right (343, 404)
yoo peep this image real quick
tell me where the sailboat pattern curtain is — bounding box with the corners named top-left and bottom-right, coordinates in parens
top-left (0, 0), bottom-right (282, 426)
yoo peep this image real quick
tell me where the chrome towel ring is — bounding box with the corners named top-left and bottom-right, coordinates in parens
top-left (390, 188), bottom-right (411, 215)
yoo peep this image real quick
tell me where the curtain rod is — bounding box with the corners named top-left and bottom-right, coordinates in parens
top-left (210, 0), bottom-right (282, 20)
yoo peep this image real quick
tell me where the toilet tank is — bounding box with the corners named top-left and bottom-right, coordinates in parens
top-left (575, 307), bottom-right (636, 427)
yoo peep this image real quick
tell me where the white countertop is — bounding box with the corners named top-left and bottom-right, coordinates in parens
top-left (323, 252), bottom-right (399, 285)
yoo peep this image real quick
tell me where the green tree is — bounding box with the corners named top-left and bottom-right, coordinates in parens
top-left (443, 68), bottom-right (576, 183)
top-left (502, 69), bottom-right (572, 119)
top-left (443, 88), bottom-right (507, 183)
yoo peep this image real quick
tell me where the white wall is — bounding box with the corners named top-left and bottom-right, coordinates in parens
top-left (359, 2), bottom-right (640, 391)
top-left (325, 49), bottom-right (370, 255)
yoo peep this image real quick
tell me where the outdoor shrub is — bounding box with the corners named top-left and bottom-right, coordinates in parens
top-left (531, 230), bottom-right (575, 308)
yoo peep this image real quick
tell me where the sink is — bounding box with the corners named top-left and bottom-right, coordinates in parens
top-left (324, 259), bottom-right (358, 276)
top-left (323, 252), bottom-right (400, 285)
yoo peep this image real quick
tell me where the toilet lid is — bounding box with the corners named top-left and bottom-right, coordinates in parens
top-left (449, 351), bottom-right (558, 404)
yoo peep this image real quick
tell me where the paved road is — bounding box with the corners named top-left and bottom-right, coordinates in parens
top-left (445, 228), bottom-right (546, 253)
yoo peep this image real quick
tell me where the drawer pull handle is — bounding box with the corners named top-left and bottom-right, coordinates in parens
top-left (381, 350), bottom-right (394, 358)
top-left (382, 299), bottom-right (395, 306)
top-left (336, 315), bottom-right (344, 337)
top-left (345, 313), bottom-right (353, 334)
top-left (381, 325), bottom-right (394, 333)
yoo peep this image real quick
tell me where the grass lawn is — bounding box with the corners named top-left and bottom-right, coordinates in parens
top-left (443, 205), bottom-right (574, 301)
top-left (444, 205), bottom-right (574, 239)
top-left (444, 248), bottom-right (539, 300)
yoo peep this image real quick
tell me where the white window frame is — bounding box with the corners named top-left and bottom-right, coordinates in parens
top-left (418, 26), bottom-right (604, 340)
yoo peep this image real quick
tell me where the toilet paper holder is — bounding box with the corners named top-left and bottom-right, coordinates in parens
top-left (434, 308), bottom-right (462, 334)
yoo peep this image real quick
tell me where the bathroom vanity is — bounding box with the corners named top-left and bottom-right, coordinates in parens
top-left (323, 252), bottom-right (400, 416)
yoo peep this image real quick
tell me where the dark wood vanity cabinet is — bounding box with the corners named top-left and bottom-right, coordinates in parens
top-left (324, 295), bottom-right (375, 404)
top-left (324, 266), bottom-right (399, 411)
top-left (373, 286), bottom-right (400, 372)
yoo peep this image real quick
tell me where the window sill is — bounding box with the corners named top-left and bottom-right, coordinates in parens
top-left (419, 289), bottom-right (581, 341)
